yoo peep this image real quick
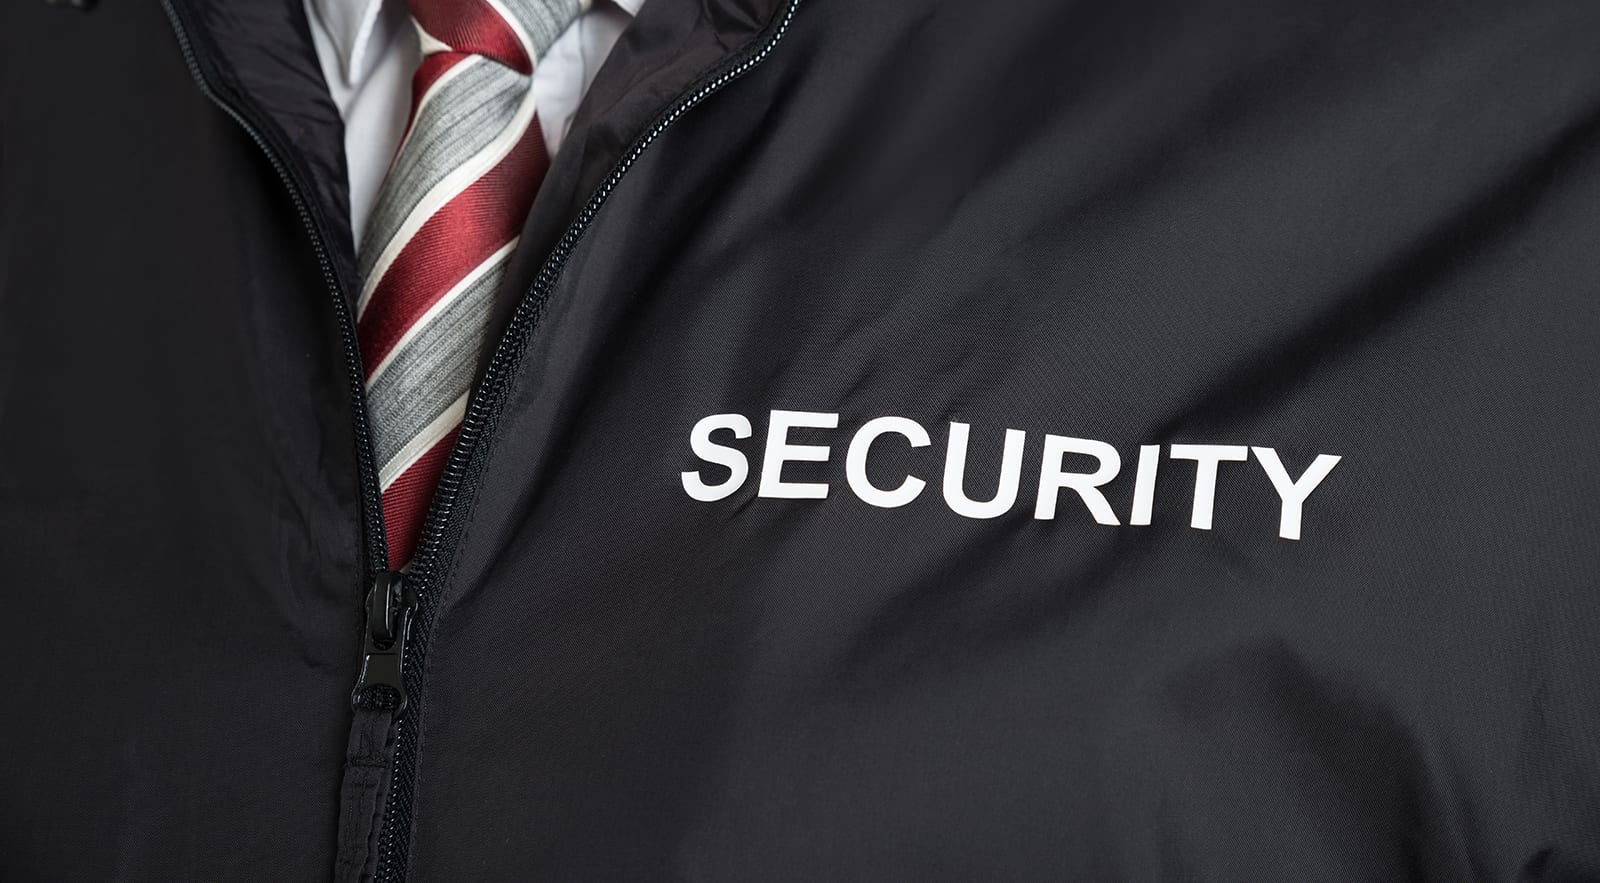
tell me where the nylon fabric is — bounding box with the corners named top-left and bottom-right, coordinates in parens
top-left (2, 0), bottom-right (1599, 879)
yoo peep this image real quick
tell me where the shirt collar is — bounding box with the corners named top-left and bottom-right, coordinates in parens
top-left (308, 0), bottom-right (388, 87)
top-left (310, 0), bottom-right (644, 87)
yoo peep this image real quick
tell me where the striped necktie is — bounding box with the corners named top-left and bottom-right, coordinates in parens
top-left (357, 0), bottom-right (583, 567)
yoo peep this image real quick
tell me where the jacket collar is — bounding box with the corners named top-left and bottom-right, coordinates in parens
top-left (164, 0), bottom-right (790, 314)
top-left (164, 0), bottom-right (359, 293)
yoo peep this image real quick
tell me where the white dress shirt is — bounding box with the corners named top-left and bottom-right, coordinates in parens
top-left (305, 0), bottom-right (643, 243)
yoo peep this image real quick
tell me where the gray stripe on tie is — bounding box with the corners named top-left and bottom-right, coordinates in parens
top-left (365, 250), bottom-right (512, 469)
top-left (357, 59), bottom-right (525, 279)
top-left (496, 0), bottom-right (586, 59)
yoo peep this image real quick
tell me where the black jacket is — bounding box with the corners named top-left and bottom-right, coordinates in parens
top-left (3, 0), bottom-right (1598, 879)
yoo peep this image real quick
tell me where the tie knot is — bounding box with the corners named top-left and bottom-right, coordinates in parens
top-left (408, 0), bottom-right (587, 74)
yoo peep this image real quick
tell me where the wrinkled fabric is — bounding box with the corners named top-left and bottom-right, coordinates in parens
top-left (2, 0), bottom-right (1598, 879)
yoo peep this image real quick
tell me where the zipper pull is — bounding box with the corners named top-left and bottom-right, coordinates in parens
top-left (351, 570), bottom-right (416, 712)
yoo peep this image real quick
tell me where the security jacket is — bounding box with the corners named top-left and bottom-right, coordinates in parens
top-left (2, 0), bottom-right (1598, 879)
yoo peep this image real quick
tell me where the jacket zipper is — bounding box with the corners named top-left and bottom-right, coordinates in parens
top-left (164, 1), bottom-right (800, 878)
top-left (159, 4), bottom-right (400, 878)
top-left (159, 3), bottom-right (388, 578)
top-left (371, 7), bottom-right (801, 878)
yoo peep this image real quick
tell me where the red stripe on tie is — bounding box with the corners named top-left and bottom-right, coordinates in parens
top-left (409, 0), bottom-right (531, 73)
top-left (381, 426), bottom-right (460, 567)
top-left (358, 115), bottom-right (549, 376)
top-left (409, 53), bottom-right (468, 125)
top-left (390, 52), bottom-right (470, 168)
top-left (413, 48), bottom-right (466, 95)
